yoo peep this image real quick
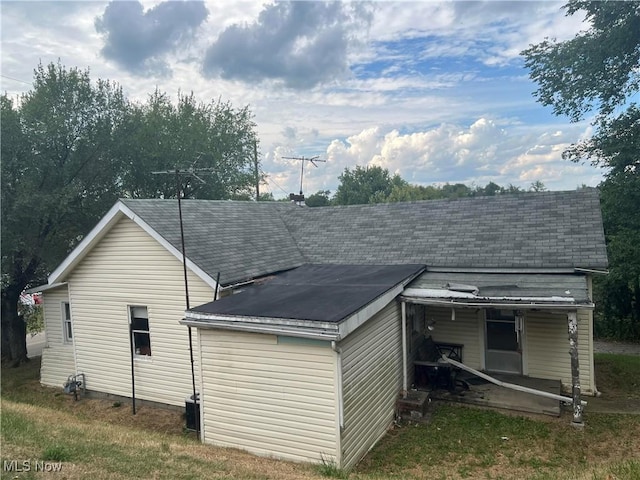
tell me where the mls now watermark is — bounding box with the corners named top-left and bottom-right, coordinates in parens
top-left (3, 459), bottom-right (63, 473)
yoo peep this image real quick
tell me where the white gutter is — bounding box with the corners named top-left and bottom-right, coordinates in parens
top-left (400, 296), bottom-right (594, 311)
top-left (180, 317), bottom-right (340, 340)
top-left (441, 356), bottom-right (587, 406)
top-left (574, 267), bottom-right (609, 275)
top-left (425, 267), bottom-right (578, 274)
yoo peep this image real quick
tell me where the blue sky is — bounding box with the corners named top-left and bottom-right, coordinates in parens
top-left (0, 0), bottom-right (605, 198)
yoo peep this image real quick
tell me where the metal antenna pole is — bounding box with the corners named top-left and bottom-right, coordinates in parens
top-left (282, 156), bottom-right (327, 197)
top-left (176, 168), bottom-right (190, 310)
top-left (151, 164), bottom-right (213, 439)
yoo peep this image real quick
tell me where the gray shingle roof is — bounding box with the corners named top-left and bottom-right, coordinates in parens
top-left (121, 199), bottom-right (305, 286)
top-left (280, 189), bottom-right (608, 271)
top-left (122, 189), bottom-right (608, 286)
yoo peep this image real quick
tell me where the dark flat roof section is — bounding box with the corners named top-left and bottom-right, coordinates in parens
top-left (190, 264), bottom-right (425, 323)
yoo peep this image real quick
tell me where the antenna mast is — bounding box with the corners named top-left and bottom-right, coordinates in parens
top-left (281, 155), bottom-right (326, 203)
top-left (151, 160), bottom-right (212, 437)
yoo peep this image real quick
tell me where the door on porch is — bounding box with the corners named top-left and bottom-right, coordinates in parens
top-left (485, 309), bottom-right (522, 374)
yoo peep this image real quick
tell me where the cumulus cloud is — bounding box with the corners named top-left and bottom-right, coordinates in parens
top-left (203, 1), bottom-right (374, 89)
top-left (321, 118), bottom-right (592, 190)
top-left (95, 0), bottom-right (208, 76)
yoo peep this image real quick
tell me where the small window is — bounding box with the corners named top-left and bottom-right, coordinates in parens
top-left (130, 306), bottom-right (151, 356)
top-left (62, 302), bottom-right (73, 344)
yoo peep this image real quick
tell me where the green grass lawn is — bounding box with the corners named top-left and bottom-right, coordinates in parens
top-left (2, 355), bottom-right (639, 480)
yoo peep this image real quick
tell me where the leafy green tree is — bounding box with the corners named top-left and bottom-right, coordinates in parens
top-left (1, 62), bottom-right (129, 365)
top-left (333, 166), bottom-right (406, 205)
top-left (1, 63), bottom-right (264, 365)
top-left (440, 183), bottom-right (472, 199)
top-left (119, 90), bottom-right (259, 200)
top-left (529, 181), bottom-right (547, 192)
top-left (473, 181), bottom-right (505, 196)
top-left (305, 190), bottom-right (331, 207)
top-left (522, 0), bottom-right (640, 340)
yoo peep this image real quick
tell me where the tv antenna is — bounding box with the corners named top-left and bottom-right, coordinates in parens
top-left (281, 155), bottom-right (326, 200)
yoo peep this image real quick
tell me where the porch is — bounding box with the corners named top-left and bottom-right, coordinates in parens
top-left (398, 271), bottom-right (595, 424)
top-left (397, 372), bottom-right (562, 420)
top-left (429, 372), bottom-right (562, 416)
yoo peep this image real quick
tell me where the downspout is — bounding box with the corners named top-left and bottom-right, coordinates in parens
top-left (331, 341), bottom-right (343, 467)
top-left (214, 272), bottom-right (220, 300)
top-left (331, 341), bottom-right (344, 428)
top-left (401, 301), bottom-right (407, 398)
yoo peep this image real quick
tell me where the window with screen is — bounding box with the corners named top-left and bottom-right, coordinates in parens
top-left (130, 306), bottom-right (151, 356)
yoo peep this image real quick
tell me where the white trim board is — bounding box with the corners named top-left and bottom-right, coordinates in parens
top-left (48, 200), bottom-right (218, 290)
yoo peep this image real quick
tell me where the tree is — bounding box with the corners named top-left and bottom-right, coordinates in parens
top-left (522, 0), bottom-right (640, 340)
top-left (118, 90), bottom-right (259, 200)
top-left (1, 63), bottom-right (264, 365)
top-left (305, 190), bottom-right (331, 207)
top-left (333, 166), bottom-right (406, 205)
top-left (1, 62), bottom-right (129, 365)
top-left (529, 180), bottom-right (547, 192)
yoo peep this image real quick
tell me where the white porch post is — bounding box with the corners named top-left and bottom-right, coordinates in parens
top-left (568, 310), bottom-right (583, 426)
top-left (401, 301), bottom-right (407, 398)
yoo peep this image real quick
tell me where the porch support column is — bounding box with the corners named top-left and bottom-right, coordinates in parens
top-left (401, 301), bottom-right (408, 398)
top-left (568, 310), bottom-right (583, 426)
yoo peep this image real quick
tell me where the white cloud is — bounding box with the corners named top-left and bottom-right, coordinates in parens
top-left (1, 0), bottom-right (605, 200)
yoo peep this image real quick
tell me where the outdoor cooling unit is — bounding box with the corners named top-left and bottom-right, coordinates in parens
top-left (185, 393), bottom-right (200, 431)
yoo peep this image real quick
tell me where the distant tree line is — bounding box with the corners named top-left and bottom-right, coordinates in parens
top-left (304, 165), bottom-right (547, 207)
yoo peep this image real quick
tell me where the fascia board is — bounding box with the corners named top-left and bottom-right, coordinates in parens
top-left (338, 284), bottom-right (405, 340)
top-left (400, 296), bottom-right (595, 311)
top-left (48, 201), bottom-right (217, 290)
top-left (26, 282), bottom-right (68, 294)
top-left (48, 202), bottom-right (125, 284)
top-left (180, 316), bottom-right (340, 340)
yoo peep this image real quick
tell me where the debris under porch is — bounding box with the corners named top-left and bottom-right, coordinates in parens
top-left (397, 373), bottom-right (562, 421)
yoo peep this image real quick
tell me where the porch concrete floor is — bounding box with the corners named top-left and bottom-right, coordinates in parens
top-left (428, 373), bottom-right (562, 417)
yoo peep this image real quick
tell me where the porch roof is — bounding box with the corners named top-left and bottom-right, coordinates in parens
top-left (401, 271), bottom-right (592, 310)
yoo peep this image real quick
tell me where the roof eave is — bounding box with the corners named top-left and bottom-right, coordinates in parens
top-left (400, 295), bottom-right (594, 311)
top-left (180, 314), bottom-right (340, 340)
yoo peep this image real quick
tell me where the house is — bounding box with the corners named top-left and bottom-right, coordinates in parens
top-left (37, 189), bottom-right (608, 470)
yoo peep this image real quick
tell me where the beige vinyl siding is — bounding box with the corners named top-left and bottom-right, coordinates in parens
top-left (198, 330), bottom-right (337, 464)
top-left (525, 309), bottom-right (594, 394)
top-left (40, 285), bottom-right (76, 387)
top-left (339, 300), bottom-right (402, 470)
top-left (425, 306), bottom-right (482, 369)
top-left (67, 217), bottom-right (214, 406)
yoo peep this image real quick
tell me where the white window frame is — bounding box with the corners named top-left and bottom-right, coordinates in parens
top-left (129, 306), bottom-right (152, 357)
top-left (62, 302), bottom-right (73, 344)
